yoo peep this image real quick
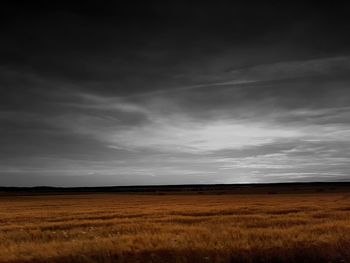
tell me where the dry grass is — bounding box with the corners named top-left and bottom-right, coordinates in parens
top-left (1, 193), bottom-right (350, 262)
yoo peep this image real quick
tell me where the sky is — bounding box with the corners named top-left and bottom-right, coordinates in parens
top-left (1, 2), bottom-right (350, 186)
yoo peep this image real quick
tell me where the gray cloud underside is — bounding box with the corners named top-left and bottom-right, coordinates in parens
top-left (1, 54), bottom-right (350, 186)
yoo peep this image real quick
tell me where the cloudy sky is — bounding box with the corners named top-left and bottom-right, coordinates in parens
top-left (1, 2), bottom-right (350, 186)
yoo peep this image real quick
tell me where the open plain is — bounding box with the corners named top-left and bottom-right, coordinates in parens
top-left (1, 188), bottom-right (350, 263)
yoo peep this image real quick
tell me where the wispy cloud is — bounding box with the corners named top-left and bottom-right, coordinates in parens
top-left (106, 118), bottom-right (301, 153)
top-left (122, 56), bottom-right (350, 98)
top-left (2, 55), bottom-right (350, 186)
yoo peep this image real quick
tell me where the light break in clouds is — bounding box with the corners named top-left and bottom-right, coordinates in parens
top-left (1, 2), bottom-right (350, 186)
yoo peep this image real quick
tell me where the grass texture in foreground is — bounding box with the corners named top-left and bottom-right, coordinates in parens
top-left (0, 193), bottom-right (350, 262)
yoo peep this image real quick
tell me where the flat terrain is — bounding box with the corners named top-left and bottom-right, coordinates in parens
top-left (1, 192), bottom-right (350, 262)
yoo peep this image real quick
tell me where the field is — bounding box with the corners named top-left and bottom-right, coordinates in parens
top-left (1, 191), bottom-right (350, 262)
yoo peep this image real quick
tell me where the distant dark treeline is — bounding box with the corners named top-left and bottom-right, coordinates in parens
top-left (1, 182), bottom-right (350, 195)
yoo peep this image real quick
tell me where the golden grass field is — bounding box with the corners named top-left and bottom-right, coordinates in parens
top-left (1, 192), bottom-right (350, 263)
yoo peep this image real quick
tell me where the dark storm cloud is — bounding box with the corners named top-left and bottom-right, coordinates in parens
top-left (2, 2), bottom-right (349, 92)
top-left (1, 2), bottom-right (350, 186)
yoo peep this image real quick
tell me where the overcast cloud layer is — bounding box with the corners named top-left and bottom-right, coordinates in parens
top-left (1, 2), bottom-right (350, 186)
